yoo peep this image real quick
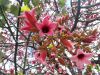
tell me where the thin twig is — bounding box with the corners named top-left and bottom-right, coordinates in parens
top-left (81, 2), bottom-right (100, 8)
top-left (23, 33), bottom-right (31, 74)
top-left (0, 6), bottom-right (16, 42)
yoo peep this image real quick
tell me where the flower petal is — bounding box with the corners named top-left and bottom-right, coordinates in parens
top-left (30, 8), bottom-right (36, 17)
top-left (77, 49), bottom-right (84, 55)
top-left (76, 60), bottom-right (84, 69)
top-left (49, 22), bottom-right (57, 30)
top-left (24, 20), bottom-right (33, 27)
top-left (40, 50), bottom-right (47, 62)
top-left (84, 59), bottom-right (91, 65)
top-left (47, 30), bottom-right (54, 36)
top-left (70, 55), bottom-right (78, 62)
top-left (85, 53), bottom-right (93, 59)
top-left (21, 26), bottom-right (30, 30)
top-left (39, 31), bottom-right (45, 37)
top-left (37, 23), bottom-right (44, 30)
top-left (24, 11), bottom-right (37, 24)
top-left (42, 16), bottom-right (50, 25)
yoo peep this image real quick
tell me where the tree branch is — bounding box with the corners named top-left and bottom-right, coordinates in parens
top-left (14, 0), bottom-right (23, 75)
top-left (71, 0), bottom-right (81, 32)
top-left (54, 0), bottom-right (59, 13)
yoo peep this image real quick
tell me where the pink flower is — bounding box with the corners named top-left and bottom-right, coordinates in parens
top-left (20, 9), bottom-right (38, 32)
top-left (34, 50), bottom-right (47, 64)
top-left (51, 53), bottom-right (56, 58)
top-left (45, 72), bottom-right (50, 75)
top-left (58, 68), bottom-right (63, 73)
top-left (37, 16), bottom-right (57, 36)
top-left (9, 68), bottom-right (14, 75)
top-left (71, 49), bottom-right (93, 69)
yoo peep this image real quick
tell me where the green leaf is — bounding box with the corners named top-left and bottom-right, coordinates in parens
top-left (95, 64), bottom-right (100, 71)
top-left (0, 50), bottom-right (5, 62)
top-left (0, 33), bottom-right (5, 42)
top-left (0, 0), bottom-right (10, 6)
top-left (23, 0), bottom-right (29, 5)
top-left (0, 21), bottom-right (3, 27)
top-left (58, 0), bottom-right (66, 7)
top-left (31, 0), bottom-right (42, 16)
top-left (62, 9), bottom-right (68, 15)
top-left (18, 71), bottom-right (24, 75)
top-left (31, 0), bottom-right (41, 6)
top-left (0, 15), bottom-right (5, 28)
top-left (0, 16), bottom-right (3, 27)
top-left (10, 5), bottom-right (19, 16)
top-left (87, 65), bottom-right (93, 71)
top-left (0, 0), bottom-right (11, 11)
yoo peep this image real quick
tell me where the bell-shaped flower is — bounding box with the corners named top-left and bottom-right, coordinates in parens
top-left (20, 8), bottom-right (38, 32)
top-left (37, 16), bottom-right (57, 36)
top-left (71, 49), bottom-right (93, 69)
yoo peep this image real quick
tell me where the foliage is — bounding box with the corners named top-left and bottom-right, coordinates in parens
top-left (0, 0), bottom-right (11, 10)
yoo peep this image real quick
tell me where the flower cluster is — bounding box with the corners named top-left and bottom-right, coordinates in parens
top-left (20, 8), bottom-right (97, 73)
